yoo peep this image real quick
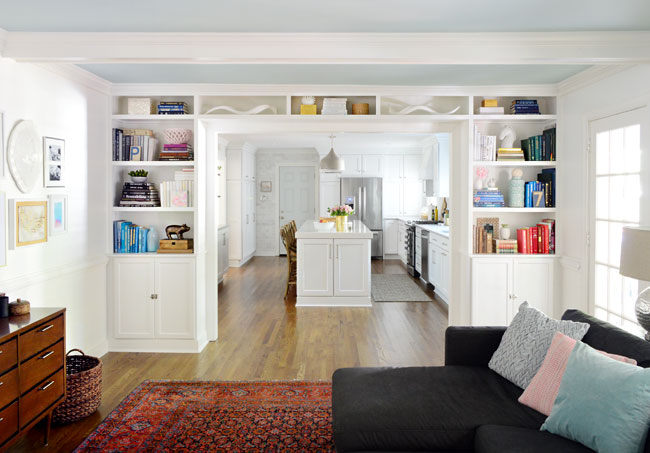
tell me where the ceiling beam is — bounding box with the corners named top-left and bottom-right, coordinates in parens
top-left (2, 31), bottom-right (650, 65)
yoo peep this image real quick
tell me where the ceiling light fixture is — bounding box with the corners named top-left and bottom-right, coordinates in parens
top-left (320, 134), bottom-right (345, 173)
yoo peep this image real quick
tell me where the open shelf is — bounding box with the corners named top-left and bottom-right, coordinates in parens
top-left (472, 161), bottom-right (556, 167)
top-left (112, 207), bottom-right (195, 213)
top-left (472, 207), bottom-right (556, 213)
top-left (112, 161), bottom-right (194, 167)
top-left (112, 114), bottom-right (195, 121)
top-left (469, 253), bottom-right (559, 259)
top-left (472, 114), bottom-right (557, 122)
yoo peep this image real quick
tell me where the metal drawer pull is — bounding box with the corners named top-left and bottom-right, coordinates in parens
top-left (0, 417), bottom-right (4, 422)
top-left (0, 382), bottom-right (3, 387)
top-left (39, 381), bottom-right (54, 391)
top-left (40, 351), bottom-right (54, 359)
top-left (39, 325), bottom-right (54, 332)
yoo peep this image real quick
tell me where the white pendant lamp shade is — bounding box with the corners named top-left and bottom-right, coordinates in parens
top-left (320, 134), bottom-right (345, 173)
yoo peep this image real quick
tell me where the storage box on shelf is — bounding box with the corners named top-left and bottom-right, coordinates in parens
top-left (113, 96), bottom-right (195, 116)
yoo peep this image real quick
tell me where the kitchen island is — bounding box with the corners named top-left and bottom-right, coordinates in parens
top-left (296, 220), bottom-right (373, 307)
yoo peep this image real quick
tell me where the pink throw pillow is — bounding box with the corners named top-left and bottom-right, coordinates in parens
top-left (518, 332), bottom-right (637, 416)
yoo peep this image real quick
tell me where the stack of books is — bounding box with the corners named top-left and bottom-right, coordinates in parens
top-left (157, 102), bottom-right (189, 115)
top-left (321, 98), bottom-right (347, 115)
top-left (511, 99), bottom-right (540, 115)
top-left (113, 221), bottom-right (150, 253)
top-left (119, 182), bottom-right (161, 207)
top-left (495, 239), bottom-right (518, 254)
top-left (160, 169), bottom-right (194, 207)
top-left (474, 188), bottom-right (505, 207)
top-left (474, 221), bottom-right (497, 254)
top-left (112, 128), bottom-right (157, 161)
top-left (517, 219), bottom-right (555, 254)
top-left (159, 144), bottom-right (193, 161)
top-left (478, 99), bottom-right (505, 114)
top-left (496, 148), bottom-right (525, 161)
top-left (524, 168), bottom-right (556, 207)
top-left (521, 127), bottom-right (556, 161)
top-left (473, 126), bottom-right (497, 161)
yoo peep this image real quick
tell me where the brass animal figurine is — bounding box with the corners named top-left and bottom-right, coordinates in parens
top-left (165, 224), bottom-right (190, 240)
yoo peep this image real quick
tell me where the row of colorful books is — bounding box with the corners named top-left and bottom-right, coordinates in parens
top-left (113, 221), bottom-right (150, 253)
top-left (525, 168), bottom-right (556, 207)
top-left (160, 169), bottom-right (194, 207)
top-left (517, 220), bottom-right (556, 254)
top-left (474, 189), bottom-right (505, 207)
top-left (157, 102), bottom-right (189, 115)
top-left (511, 99), bottom-right (540, 115)
top-left (119, 182), bottom-right (161, 207)
top-left (521, 127), bottom-right (556, 161)
top-left (160, 144), bottom-right (193, 161)
top-left (112, 128), bottom-right (157, 161)
top-left (473, 219), bottom-right (556, 254)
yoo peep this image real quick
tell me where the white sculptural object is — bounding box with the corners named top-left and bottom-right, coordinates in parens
top-left (498, 125), bottom-right (517, 149)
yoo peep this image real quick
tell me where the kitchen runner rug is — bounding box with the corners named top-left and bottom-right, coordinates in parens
top-left (75, 380), bottom-right (333, 452)
top-left (371, 274), bottom-right (433, 302)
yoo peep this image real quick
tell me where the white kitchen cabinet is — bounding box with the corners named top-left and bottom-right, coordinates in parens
top-left (113, 257), bottom-right (195, 340)
top-left (398, 221), bottom-right (408, 264)
top-left (471, 257), bottom-right (554, 325)
top-left (403, 179), bottom-right (424, 215)
top-left (428, 233), bottom-right (450, 303)
top-left (382, 179), bottom-right (403, 217)
top-left (320, 181), bottom-right (340, 217)
top-left (438, 246), bottom-right (450, 302)
top-left (297, 239), bottom-right (334, 297)
top-left (227, 145), bottom-right (257, 266)
top-left (218, 225), bottom-right (230, 283)
top-left (383, 155), bottom-right (404, 179)
top-left (334, 239), bottom-right (370, 297)
top-left (217, 159), bottom-right (227, 225)
top-left (342, 155), bottom-right (362, 175)
top-left (403, 155), bottom-right (421, 179)
top-left (428, 242), bottom-right (439, 287)
top-left (362, 155), bottom-right (383, 176)
top-left (383, 219), bottom-right (399, 255)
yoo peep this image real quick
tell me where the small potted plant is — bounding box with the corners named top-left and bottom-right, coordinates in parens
top-left (327, 204), bottom-right (354, 232)
top-left (128, 169), bottom-right (148, 183)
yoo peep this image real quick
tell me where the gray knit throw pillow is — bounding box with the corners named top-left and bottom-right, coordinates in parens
top-left (489, 302), bottom-right (590, 389)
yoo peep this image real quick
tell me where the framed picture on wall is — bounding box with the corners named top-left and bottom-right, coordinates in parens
top-left (43, 137), bottom-right (65, 187)
top-left (48, 194), bottom-right (67, 235)
top-left (9, 199), bottom-right (47, 248)
top-left (260, 181), bottom-right (272, 192)
top-left (0, 192), bottom-right (6, 266)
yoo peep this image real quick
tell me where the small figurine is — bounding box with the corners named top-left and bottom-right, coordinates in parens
top-left (165, 224), bottom-right (191, 240)
top-left (498, 125), bottom-right (517, 149)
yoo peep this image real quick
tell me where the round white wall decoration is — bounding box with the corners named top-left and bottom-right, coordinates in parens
top-left (7, 120), bottom-right (41, 193)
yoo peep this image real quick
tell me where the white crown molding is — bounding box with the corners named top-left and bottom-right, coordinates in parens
top-left (35, 62), bottom-right (112, 94)
top-left (4, 31), bottom-right (650, 65)
top-left (556, 64), bottom-right (633, 95)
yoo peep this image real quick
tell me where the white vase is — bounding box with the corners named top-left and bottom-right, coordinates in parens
top-left (501, 227), bottom-right (511, 240)
top-left (475, 178), bottom-right (484, 191)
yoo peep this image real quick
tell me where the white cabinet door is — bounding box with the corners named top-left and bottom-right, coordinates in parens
top-left (438, 246), bottom-right (450, 302)
top-left (297, 239), bottom-right (333, 296)
top-left (218, 228), bottom-right (229, 278)
top-left (383, 155), bottom-right (403, 179)
top-left (382, 179), bottom-right (403, 217)
top-left (320, 181), bottom-right (340, 217)
top-left (398, 222), bottom-right (407, 263)
top-left (113, 259), bottom-right (155, 339)
top-left (155, 259), bottom-right (195, 339)
top-left (334, 239), bottom-right (370, 297)
top-left (403, 179), bottom-right (423, 215)
top-left (217, 159), bottom-right (227, 225)
top-left (342, 155), bottom-right (362, 175)
top-left (512, 259), bottom-right (554, 320)
top-left (436, 135), bottom-right (450, 197)
top-left (243, 150), bottom-right (255, 180)
top-left (428, 243), bottom-right (438, 287)
top-left (383, 219), bottom-right (399, 255)
top-left (471, 258), bottom-right (512, 326)
top-left (403, 155), bottom-right (421, 179)
top-left (243, 180), bottom-right (256, 258)
top-left (362, 155), bottom-right (383, 176)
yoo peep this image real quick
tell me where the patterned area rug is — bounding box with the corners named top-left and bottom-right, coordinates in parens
top-left (75, 381), bottom-right (333, 452)
top-left (371, 274), bottom-right (433, 302)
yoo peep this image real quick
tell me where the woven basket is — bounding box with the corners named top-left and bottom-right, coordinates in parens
top-left (53, 349), bottom-right (102, 424)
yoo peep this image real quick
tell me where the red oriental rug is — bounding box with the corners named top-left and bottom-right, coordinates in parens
top-left (75, 380), bottom-right (334, 452)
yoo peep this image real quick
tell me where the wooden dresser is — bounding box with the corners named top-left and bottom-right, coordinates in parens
top-left (0, 308), bottom-right (65, 450)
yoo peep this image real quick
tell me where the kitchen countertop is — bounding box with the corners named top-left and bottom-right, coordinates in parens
top-left (416, 223), bottom-right (450, 239)
top-left (296, 220), bottom-right (373, 239)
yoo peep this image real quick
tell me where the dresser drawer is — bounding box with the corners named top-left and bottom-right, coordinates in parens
top-left (20, 340), bottom-right (64, 395)
top-left (0, 401), bottom-right (18, 446)
top-left (20, 369), bottom-right (64, 428)
top-left (0, 339), bottom-right (17, 375)
top-left (19, 315), bottom-right (64, 362)
top-left (0, 369), bottom-right (18, 410)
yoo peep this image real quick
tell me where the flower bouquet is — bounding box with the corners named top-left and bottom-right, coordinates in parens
top-left (327, 205), bottom-right (354, 232)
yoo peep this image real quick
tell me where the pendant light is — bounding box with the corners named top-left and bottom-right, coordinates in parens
top-left (320, 134), bottom-right (345, 172)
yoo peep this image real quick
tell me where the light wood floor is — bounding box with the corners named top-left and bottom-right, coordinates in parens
top-left (13, 257), bottom-right (448, 452)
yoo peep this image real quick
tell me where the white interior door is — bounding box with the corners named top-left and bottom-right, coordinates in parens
top-left (279, 166), bottom-right (316, 254)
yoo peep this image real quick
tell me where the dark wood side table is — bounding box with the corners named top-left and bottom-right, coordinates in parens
top-left (0, 308), bottom-right (66, 450)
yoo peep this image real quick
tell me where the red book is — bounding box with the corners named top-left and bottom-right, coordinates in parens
top-left (517, 229), bottom-right (526, 254)
top-left (531, 228), bottom-right (538, 254)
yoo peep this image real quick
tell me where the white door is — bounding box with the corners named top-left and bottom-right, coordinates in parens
top-left (438, 246), bottom-right (450, 302)
top-left (362, 155), bottom-right (383, 176)
top-left (217, 159), bottom-right (227, 226)
top-left (320, 181), bottom-right (340, 217)
top-left (512, 259), bottom-right (553, 320)
top-left (342, 155), bottom-right (362, 175)
top-left (244, 150), bottom-right (255, 180)
top-left (383, 155), bottom-right (403, 179)
top-left (334, 239), bottom-right (370, 297)
top-left (471, 258), bottom-right (511, 325)
top-left (113, 259), bottom-right (155, 339)
top-left (403, 179), bottom-right (423, 215)
top-left (243, 180), bottom-right (256, 258)
top-left (279, 166), bottom-right (316, 253)
top-left (403, 155), bottom-right (421, 179)
top-left (383, 179), bottom-right (403, 217)
top-left (383, 219), bottom-right (399, 255)
top-left (155, 259), bottom-right (195, 339)
top-left (297, 239), bottom-right (333, 296)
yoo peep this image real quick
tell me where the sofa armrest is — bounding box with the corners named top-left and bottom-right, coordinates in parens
top-left (444, 326), bottom-right (507, 367)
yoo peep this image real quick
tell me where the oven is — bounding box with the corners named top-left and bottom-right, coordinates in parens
top-left (406, 224), bottom-right (419, 278)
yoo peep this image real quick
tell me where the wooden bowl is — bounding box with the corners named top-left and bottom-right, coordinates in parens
top-left (9, 299), bottom-right (30, 316)
top-left (351, 103), bottom-right (369, 115)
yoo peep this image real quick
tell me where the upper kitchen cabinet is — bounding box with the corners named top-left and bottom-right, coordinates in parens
top-left (403, 155), bottom-right (421, 179)
top-left (422, 134), bottom-right (450, 197)
top-left (361, 155), bottom-right (383, 176)
top-left (342, 155), bottom-right (362, 175)
top-left (383, 155), bottom-right (403, 179)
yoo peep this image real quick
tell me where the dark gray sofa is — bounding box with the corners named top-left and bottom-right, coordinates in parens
top-left (332, 310), bottom-right (650, 452)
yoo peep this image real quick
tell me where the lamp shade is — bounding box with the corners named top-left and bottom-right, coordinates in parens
top-left (320, 147), bottom-right (345, 173)
top-left (620, 226), bottom-right (650, 281)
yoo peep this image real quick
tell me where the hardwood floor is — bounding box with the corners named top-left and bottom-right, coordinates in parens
top-left (12, 257), bottom-right (447, 452)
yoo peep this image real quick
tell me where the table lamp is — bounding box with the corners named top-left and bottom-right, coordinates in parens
top-left (620, 226), bottom-right (650, 340)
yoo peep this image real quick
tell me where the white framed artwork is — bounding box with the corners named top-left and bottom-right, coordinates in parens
top-left (0, 192), bottom-right (6, 267)
top-left (8, 199), bottom-right (47, 248)
top-left (43, 137), bottom-right (65, 187)
top-left (48, 194), bottom-right (68, 235)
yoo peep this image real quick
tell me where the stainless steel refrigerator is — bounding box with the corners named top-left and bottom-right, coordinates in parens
top-left (340, 177), bottom-right (383, 258)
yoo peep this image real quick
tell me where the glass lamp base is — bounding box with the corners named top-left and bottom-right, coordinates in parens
top-left (634, 286), bottom-right (650, 341)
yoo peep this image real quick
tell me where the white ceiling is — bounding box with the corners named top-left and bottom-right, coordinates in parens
top-left (1, 0), bottom-right (649, 32)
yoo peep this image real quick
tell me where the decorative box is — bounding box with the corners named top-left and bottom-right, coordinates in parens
top-left (127, 98), bottom-right (153, 115)
top-left (158, 239), bottom-right (194, 254)
top-left (351, 103), bottom-right (369, 115)
top-left (300, 104), bottom-right (317, 115)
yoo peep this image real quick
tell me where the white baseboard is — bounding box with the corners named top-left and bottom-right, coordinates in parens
top-left (85, 340), bottom-right (109, 358)
top-left (255, 251), bottom-right (278, 257)
top-left (228, 252), bottom-right (255, 268)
